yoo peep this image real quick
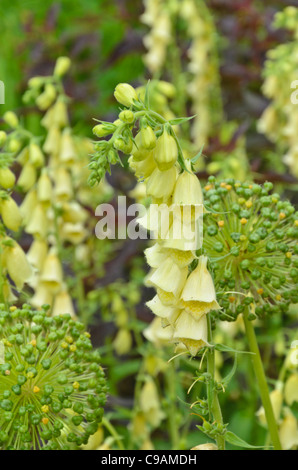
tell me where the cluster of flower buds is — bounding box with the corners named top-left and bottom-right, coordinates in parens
top-left (258, 7), bottom-right (298, 177)
top-left (91, 83), bottom-right (221, 356)
top-left (203, 178), bottom-right (298, 321)
top-left (0, 304), bottom-right (107, 450)
top-left (1, 57), bottom-right (112, 314)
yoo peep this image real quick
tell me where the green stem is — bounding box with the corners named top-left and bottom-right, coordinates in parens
top-left (243, 310), bottom-right (282, 450)
top-left (165, 360), bottom-right (180, 450)
top-left (206, 313), bottom-right (225, 450)
top-left (102, 417), bottom-right (125, 450)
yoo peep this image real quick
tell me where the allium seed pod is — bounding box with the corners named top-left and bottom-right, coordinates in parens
top-left (0, 305), bottom-right (107, 450)
top-left (203, 178), bottom-right (298, 320)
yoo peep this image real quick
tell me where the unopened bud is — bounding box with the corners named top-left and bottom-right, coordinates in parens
top-left (3, 111), bottom-right (19, 129)
top-left (54, 57), bottom-right (71, 78)
top-left (114, 83), bottom-right (138, 107)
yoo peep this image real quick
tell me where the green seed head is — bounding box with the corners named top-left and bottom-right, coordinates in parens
top-left (0, 305), bottom-right (107, 450)
top-left (203, 179), bottom-right (298, 321)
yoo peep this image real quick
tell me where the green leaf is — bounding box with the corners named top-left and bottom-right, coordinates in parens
top-left (191, 145), bottom-right (204, 164)
top-left (168, 115), bottom-right (196, 126)
top-left (222, 354), bottom-right (238, 388)
top-left (213, 343), bottom-right (254, 355)
top-left (225, 431), bottom-right (268, 449)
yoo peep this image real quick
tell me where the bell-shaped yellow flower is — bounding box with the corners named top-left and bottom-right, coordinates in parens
top-left (25, 204), bottom-right (48, 239)
top-left (4, 242), bottom-right (33, 290)
top-left (146, 166), bottom-right (177, 200)
top-left (43, 126), bottom-right (61, 155)
top-left (128, 152), bottom-right (156, 179)
top-left (143, 317), bottom-right (174, 348)
top-left (139, 378), bottom-right (166, 428)
top-left (52, 287), bottom-right (76, 318)
top-left (27, 239), bottom-right (48, 271)
top-left (37, 170), bottom-right (53, 205)
top-left (146, 294), bottom-right (180, 322)
top-left (54, 167), bottom-right (73, 200)
top-left (180, 255), bottom-right (220, 320)
top-left (173, 166), bottom-right (203, 207)
top-left (31, 282), bottom-right (53, 309)
top-left (284, 374), bottom-right (298, 406)
top-left (153, 129), bottom-right (178, 171)
top-left (113, 329), bottom-right (132, 356)
top-left (144, 243), bottom-right (167, 268)
top-left (146, 257), bottom-right (188, 298)
top-left (0, 196), bottom-right (22, 232)
top-left (61, 222), bottom-right (87, 245)
top-left (40, 251), bottom-right (63, 294)
top-left (29, 142), bottom-right (45, 167)
top-left (256, 388), bottom-right (283, 427)
top-left (17, 162), bottom-right (37, 192)
top-left (279, 410), bottom-right (298, 450)
top-left (60, 129), bottom-right (77, 163)
top-left (19, 189), bottom-right (38, 225)
top-left (173, 311), bottom-right (209, 356)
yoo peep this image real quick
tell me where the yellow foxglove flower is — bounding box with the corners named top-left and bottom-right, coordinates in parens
top-left (137, 202), bottom-right (172, 238)
top-left (27, 239), bottom-right (48, 272)
top-left (180, 255), bottom-right (220, 320)
top-left (53, 100), bottom-right (69, 128)
top-left (0, 196), bottom-right (22, 232)
top-left (139, 378), bottom-right (166, 428)
top-left (146, 294), bottom-right (180, 322)
top-left (29, 143), bottom-right (45, 167)
top-left (284, 374), bottom-right (298, 406)
top-left (62, 202), bottom-right (88, 224)
top-left (173, 311), bottom-right (209, 356)
top-left (141, 125), bottom-right (156, 150)
top-left (0, 167), bottom-right (16, 189)
top-left (153, 129), bottom-right (178, 171)
top-left (19, 189), bottom-right (38, 225)
top-left (31, 282), bottom-right (53, 309)
top-left (113, 329), bottom-right (132, 355)
top-left (144, 243), bottom-right (167, 268)
top-left (60, 129), bottom-right (77, 163)
top-left (17, 162), bottom-right (37, 191)
top-left (114, 83), bottom-right (138, 107)
top-left (164, 248), bottom-right (195, 268)
top-left (52, 287), bottom-right (76, 318)
top-left (54, 168), bottom-right (73, 200)
top-left (146, 257), bottom-right (188, 298)
top-left (146, 166), bottom-right (177, 200)
top-left (25, 204), bottom-right (48, 239)
top-left (4, 242), bottom-right (33, 290)
top-left (131, 132), bottom-right (151, 162)
top-left (163, 216), bottom-right (202, 252)
top-left (128, 152), bottom-right (156, 180)
top-left (43, 127), bottom-right (61, 155)
top-left (279, 411), bottom-right (298, 450)
top-left (256, 388), bottom-right (283, 427)
top-left (143, 317), bottom-right (174, 347)
top-left (61, 222), bottom-right (87, 245)
top-left (40, 251), bottom-right (63, 294)
top-left (37, 171), bottom-right (53, 205)
top-left (172, 166), bottom-right (203, 207)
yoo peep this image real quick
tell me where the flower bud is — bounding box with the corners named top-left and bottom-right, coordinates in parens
top-left (37, 170), bottom-right (53, 204)
top-left (36, 84), bottom-right (56, 110)
top-left (17, 162), bottom-right (37, 192)
top-left (141, 125), bottom-right (157, 150)
top-left (119, 110), bottom-right (135, 124)
top-left (153, 129), bottom-right (178, 171)
top-left (0, 196), bottom-right (22, 231)
top-left (0, 167), bottom-right (16, 189)
top-left (113, 329), bottom-right (132, 355)
top-left (114, 83), bottom-right (138, 107)
top-left (3, 111), bottom-right (19, 128)
top-left (29, 143), bottom-right (45, 167)
top-left (146, 166), bottom-right (177, 200)
top-left (54, 56), bottom-right (71, 77)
